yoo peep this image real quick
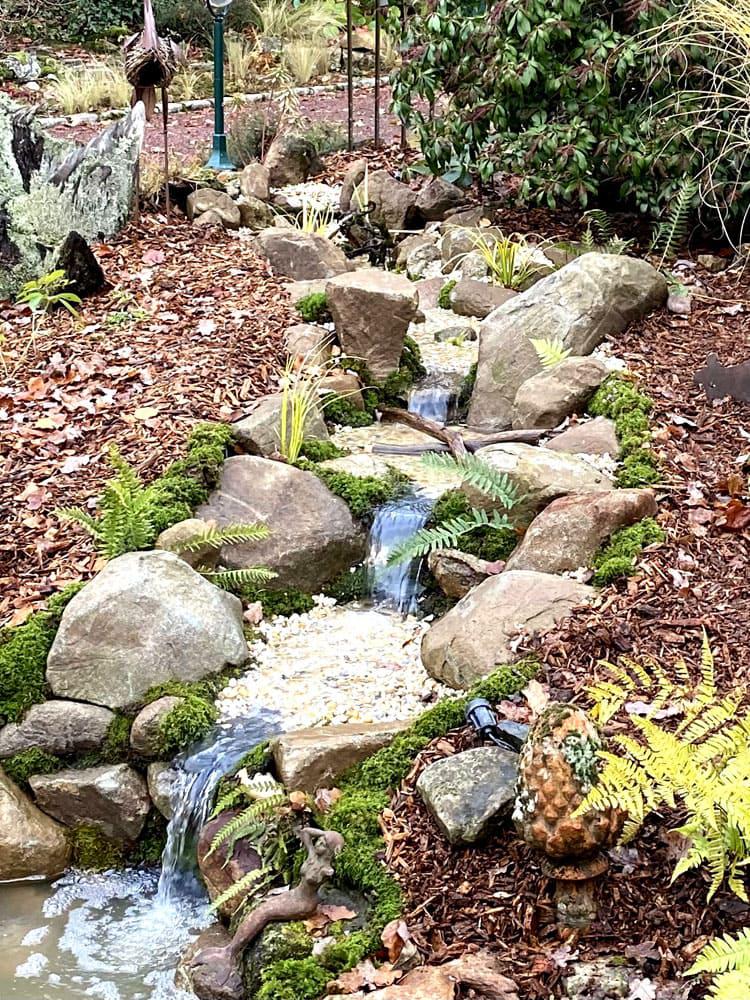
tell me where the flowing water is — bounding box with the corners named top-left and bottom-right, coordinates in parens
top-left (0, 713), bottom-right (280, 1000)
top-left (407, 381), bottom-right (453, 424)
top-left (366, 495), bottom-right (434, 613)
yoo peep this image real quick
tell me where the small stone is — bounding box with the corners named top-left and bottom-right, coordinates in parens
top-left (427, 549), bottom-right (499, 599)
top-left (186, 189), bottom-right (241, 230)
top-left (239, 162), bottom-right (270, 202)
top-left (130, 697), bottom-right (183, 757)
top-left (237, 195), bottom-right (275, 231)
top-left (340, 158), bottom-right (367, 212)
top-left (284, 322), bottom-right (333, 362)
top-left (0, 701), bottom-right (114, 759)
top-left (155, 517), bottom-right (219, 569)
top-left (318, 371), bottom-right (365, 409)
top-left (192, 209), bottom-right (225, 229)
top-left (264, 132), bottom-right (322, 186)
top-left (416, 747), bottom-right (518, 844)
top-left (564, 959), bottom-right (629, 998)
top-left (512, 356), bottom-right (609, 430)
top-left (433, 324), bottom-right (477, 343)
top-left (258, 228), bottom-right (351, 281)
top-left (451, 278), bottom-right (517, 319)
top-left (667, 292), bottom-right (692, 315)
top-left (545, 417), bottom-right (620, 458)
top-left (0, 771), bottom-right (71, 880)
top-left (176, 923), bottom-right (244, 1000)
top-left (147, 761), bottom-right (180, 820)
top-left (697, 253), bottom-right (728, 273)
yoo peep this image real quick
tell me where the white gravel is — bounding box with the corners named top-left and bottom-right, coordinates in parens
top-left (218, 597), bottom-right (452, 729)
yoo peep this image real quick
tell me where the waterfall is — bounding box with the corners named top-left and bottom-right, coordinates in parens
top-left (157, 711), bottom-right (281, 904)
top-left (366, 495), bottom-right (433, 613)
top-left (408, 381), bottom-right (453, 424)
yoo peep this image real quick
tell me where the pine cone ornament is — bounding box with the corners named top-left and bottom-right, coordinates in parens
top-left (513, 703), bottom-right (623, 860)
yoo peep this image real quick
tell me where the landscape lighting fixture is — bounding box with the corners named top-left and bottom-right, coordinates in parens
top-left (205, 0), bottom-right (235, 170)
top-left (465, 698), bottom-right (524, 753)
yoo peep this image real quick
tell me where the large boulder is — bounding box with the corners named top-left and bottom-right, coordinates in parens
top-left (545, 417), bottom-right (620, 458)
top-left (512, 356), bottom-right (609, 429)
top-left (232, 392), bottom-right (329, 457)
top-left (0, 770), bottom-right (71, 880)
top-left (421, 570), bottom-right (594, 688)
top-left (197, 456), bottom-right (366, 592)
top-left (326, 268), bottom-right (419, 379)
top-left (30, 764), bottom-right (151, 841)
top-left (416, 747), bottom-right (518, 844)
top-left (186, 189), bottom-right (241, 230)
top-left (46, 551), bottom-right (248, 710)
top-left (506, 489), bottom-right (658, 575)
top-left (264, 132), bottom-right (322, 186)
top-left (357, 169), bottom-right (421, 232)
top-left (415, 177), bottom-right (468, 222)
top-left (469, 443), bottom-right (613, 519)
top-left (468, 253), bottom-right (667, 430)
top-left (271, 721), bottom-right (410, 793)
top-left (451, 279), bottom-right (517, 319)
top-left (0, 700), bottom-right (114, 759)
top-left (257, 228), bottom-right (350, 280)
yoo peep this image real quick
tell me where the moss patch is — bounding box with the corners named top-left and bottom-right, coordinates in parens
top-left (297, 439), bottom-right (348, 463)
top-left (296, 292), bottom-right (331, 324)
top-left (238, 587), bottom-right (316, 618)
top-left (71, 825), bottom-right (126, 871)
top-left (341, 338), bottom-right (427, 410)
top-left (592, 517), bottom-right (665, 586)
top-left (322, 566), bottom-right (368, 604)
top-left (320, 392), bottom-right (376, 428)
top-left (301, 464), bottom-right (410, 524)
top-left (1, 748), bottom-right (63, 788)
top-left (430, 490), bottom-right (517, 562)
top-left (131, 810), bottom-right (169, 865)
top-left (156, 695), bottom-right (218, 757)
top-left (438, 279), bottom-right (457, 310)
top-left (587, 374), bottom-right (660, 487)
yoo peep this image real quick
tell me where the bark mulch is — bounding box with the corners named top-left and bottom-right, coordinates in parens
top-left (0, 214), bottom-right (292, 625)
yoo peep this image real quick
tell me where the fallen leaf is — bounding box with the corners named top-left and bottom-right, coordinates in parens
top-left (142, 248), bottom-right (165, 265)
top-left (288, 790), bottom-right (309, 811)
top-left (719, 498), bottom-right (750, 532)
top-left (381, 919), bottom-right (411, 963)
top-left (522, 678), bottom-right (550, 718)
top-left (628, 977), bottom-right (657, 1000)
top-left (60, 454), bottom-right (91, 474)
top-left (314, 787), bottom-right (342, 813)
top-left (199, 318), bottom-right (217, 336)
top-left (133, 406), bottom-right (160, 420)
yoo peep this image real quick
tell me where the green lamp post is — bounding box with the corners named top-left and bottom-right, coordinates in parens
top-left (205, 0), bottom-right (235, 170)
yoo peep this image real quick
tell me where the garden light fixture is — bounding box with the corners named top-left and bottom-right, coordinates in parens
top-left (205, 0), bottom-right (235, 170)
top-left (465, 698), bottom-right (524, 753)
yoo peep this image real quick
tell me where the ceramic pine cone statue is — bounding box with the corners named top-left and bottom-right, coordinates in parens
top-left (513, 703), bottom-right (624, 860)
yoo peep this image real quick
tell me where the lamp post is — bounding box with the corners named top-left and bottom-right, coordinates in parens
top-left (205, 0), bottom-right (235, 170)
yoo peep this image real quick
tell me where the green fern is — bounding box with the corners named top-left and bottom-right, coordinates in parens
top-left (386, 509), bottom-right (513, 566)
top-left (201, 567), bottom-right (278, 589)
top-left (530, 336), bottom-right (572, 370)
top-left (650, 178), bottom-right (698, 263)
top-left (174, 523), bottom-right (270, 553)
top-left (687, 929), bottom-right (750, 1000)
top-left (421, 451), bottom-right (519, 508)
top-left (582, 209), bottom-right (615, 244)
top-left (210, 866), bottom-right (274, 912)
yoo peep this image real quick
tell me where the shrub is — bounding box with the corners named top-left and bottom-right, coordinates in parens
top-left (592, 518), bottom-right (665, 586)
top-left (391, 0), bottom-right (750, 227)
top-left (295, 292), bottom-right (330, 324)
top-left (228, 108), bottom-right (280, 167)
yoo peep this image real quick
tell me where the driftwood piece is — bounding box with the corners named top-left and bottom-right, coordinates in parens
top-left (379, 406), bottom-right (468, 457)
top-left (189, 827), bottom-right (345, 988)
top-left (372, 429), bottom-right (545, 456)
top-left (694, 352), bottom-right (750, 403)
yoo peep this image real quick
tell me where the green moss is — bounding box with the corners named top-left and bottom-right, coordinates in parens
top-left (437, 279), bottom-right (457, 310)
top-left (1, 748), bottom-right (62, 788)
top-left (587, 374), bottom-right (660, 487)
top-left (322, 566), bottom-right (368, 603)
top-left (430, 490), bottom-right (517, 562)
top-left (320, 392), bottom-right (376, 428)
top-left (297, 439), bottom-right (348, 462)
top-left (244, 922), bottom-right (315, 996)
top-left (296, 292), bottom-right (331, 324)
top-left (457, 361), bottom-right (477, 410)
top-left (305, 465), bottom-right (410, 523)
top-left (214, 740), bottom-right (273, 805)
top-left (239, 587), bottom-right (316, 618)
top-left (71, 825), bottom-right (126, 871)
top-left (131, 810), bottom-right (169, 865)
top-left (0, 583), bottom-right (83, 724)
top-left (381, 337), bottom-right (427, 404)
top-left (156, 695), bottom-right (218, 756)
top-left (101, 714), bottom-right (132, 761)
top-left (256, 957), bottom-right (330, 1000)
top-left (592, 517), bottom-right (665, 586)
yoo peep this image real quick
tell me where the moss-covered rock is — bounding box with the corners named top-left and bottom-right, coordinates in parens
top-left (592, 517), bottom-right (665, 586)
top-left (71, 824), bottom-right (126, 871)
top-left (430, 490), bottom-right (517, 562)
top-left (303, 465), bottom-right (410, 524)
top-left (320, 392), bottom-right (376, 428)
top-left (587, 373), bottom-right (660, 487)
top-left (243, 922), bottom-right (314, 996)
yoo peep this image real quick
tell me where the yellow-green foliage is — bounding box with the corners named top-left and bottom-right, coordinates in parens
top-left (687, 927), bottom-right (750, 1000)
top-left (579, 634), bottom-right (750, 899)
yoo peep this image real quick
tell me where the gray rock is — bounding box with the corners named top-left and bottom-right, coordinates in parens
top-left (239, 162), bottom-right (270, 202)
top-left (506, 489), bottom-right (658, 574)
top-left (434, 324), bottom-right (477, 343)
top-left (395, 232), bottom-right (437, 270)
top-left (46, 551), bottom-right (248, 710)
top-left (0, 770), bottom-right (71, 880)
top-left (468, 253), bottom-right (668, 430)
top-left (272, 721), bottom-right (410, 793)
top-left (175, 923), bottom-right (244, 1000)
top-left (512, 356), bottom-right (609, 430)
top-left (130, 697), bottom-right (183, 757)
top-left (155, 517), bottom-right (219, 569)
top-left (415, 177), bottom-right (468, 222)
top-left (30, 764), bottom-right (151, 841)
top-left (340, 157), bottom-right (367, 212)
top-left (545, 417), bottom-right (620, 458)
top-left (326, 268), bottom-right (419, 379)
top-left (470, 442), bottom-right (613, 519)
top-left (284, 322), bottom-right (333, 361)
top-left (197, 456), bottom-right (366, 592)
top-left (439, 207), bottom-right (489, 232)
top-left (0, 701), bottom-right (114, 759)
top-left (319, 453), bottom-right (393, 478)
top-left (318, 370), bottom-right (365, 410)
top-left (416, 747), bottom-right (518, 843)
top-left (406, 240), bottom-right (441, 280)
top-left (667, 291), bottom-right (692, 315)
top-left (264, 132), bottom-right (322, 186)
top-left (427, 549), bottom-right (499, 599)
top-left (441, 226), bottom-right (480, 269)
top-left (451, 279), bottom-right (517, 319)
top-left (457, 250), bottom-right (489, 281)
top-left (186, 189), bottom-right (241, 230)
top-left (237, 195), bottom-right (275, 231)
top-left (232, 392), bottom-right (328, 457)
top-left (414, 276), bottom-right (446, 310)
top-left (147, 761), bottom-right (180, 820)
top-left (192, 209), bottom-right (225, 229)
top-left (421, 570), bottom-right (594, 688)
top-left (564, 960), bottom-right (629, 998)
top-left (697, 252), bottom-right (727, 273)
top-left (257, 228), bottom-right (351, 280)
top-left (356, 169), bottom-right (421, 233)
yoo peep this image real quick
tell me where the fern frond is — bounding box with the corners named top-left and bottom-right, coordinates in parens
top-left (706, 969), bottom-right (750, 1000)
top-left (386, 508), bottom-right (512, 566)
top-left (210, 785), bottom-right (247, 818)
top-left (529, 337), bottom-right (571, 370)
top-left (209, 867), bottom-right (272, 911)
top-left (650, 177), bottom-right (698, 262)
top-left (174, 522), bottom-right (271, 553)
top-left (204, 567), bottom-right (278, 589)
top-left (421, 451), bottom-right (519, 507)
top-left (582, 209), bottom-right (615, 242)
top-left (689, 928), bottom-right (750, 976)
top-left (56, 506), bottom-right (105, 539)
top-left (207, 792), bottom-right (287, 858)
top-left (680, 692), bottom-right (742, 745)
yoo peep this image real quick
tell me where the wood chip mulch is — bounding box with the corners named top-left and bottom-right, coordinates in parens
top-left (0, 213), bottom-right (292, 625)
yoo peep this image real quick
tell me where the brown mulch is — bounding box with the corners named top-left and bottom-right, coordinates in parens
top-left (0, 213), bottom-right (292, 625)
top-left (384, 725), bottom-right (747, 999)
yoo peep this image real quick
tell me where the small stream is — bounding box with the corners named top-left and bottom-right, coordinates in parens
top-left (407, 381), bottom-right (453, 424)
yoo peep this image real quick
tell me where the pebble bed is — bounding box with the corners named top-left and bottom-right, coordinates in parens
top-left (218, 597), bottom-right (452, 729)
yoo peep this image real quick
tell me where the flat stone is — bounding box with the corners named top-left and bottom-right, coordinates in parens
top-left (155, 517), bottom-right (219, 569)
top-left (0, 770), bottom-right (71, 880)
top-left (415, 177), bottom-right (468, 222)
top-left (512, 356), bottom-right (609, 429)
top-left (197, 456), bottom-right (366, 592)
top-left (470, 442), bottom-right (613, 519)
top-left (451, 279), bottom-right (517, 319)
top-left (284, 322), bottom-right (333, 361)
top-left (434, 324), bottom-right (477, 342)
top-left (46, 551), bottom-right (248, 710)
top-left (186, 189), bottom-right (241, 230)
top-left (257, 228), bottom-right (351, 280)
top-left (30, 764), bottom-right (151, 841)
top-left (506, 489), bottom-right (658, 574)
top-left (192, 209), bottom-right (225, 228)
top-left (175, 923), bottom-right (244, 1000)
top-left (439, 207), bottom-right (490, 232)
top-left (264, 132), bottom-right (322, 186)
top-left (237, 195), bottom-right (274, 231)
top-left (239, 162), bottom-right (270, 202)
top-left (326, 268), bottom-right (419, 379)
top-left (0, 701), bottom-right (114, 759)
top-left (147, 761), bottom-right (180, 820)
top-left (421, 570), bottom-right (594, 689)
top-left (232, 392), bottom-right (329, 457)
top-left (319, 453), bottom-right (393, 478)
top-left (545, 417), bottom-right (620, 458)
top-left (271, 721), bottom-right (410, 792)
top-left (355, 169), bottom-right (421, 233)
top-left (564, 959), bottom-right (629, 998)
top-left (130, 696), bottom-right (183, 757)
top-left (416, 746), bottom-right (518, 843)
top-left (468, 253), bottom-right (667, 430)
top-left (427, 549), bottom-right (500, 599)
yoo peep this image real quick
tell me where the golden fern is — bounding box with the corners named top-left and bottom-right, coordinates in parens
top-left (687, 928), bottom-right (750, 1000)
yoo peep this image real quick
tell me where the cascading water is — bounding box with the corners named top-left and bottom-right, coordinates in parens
top-left (366, 495), bottom-right (433, 613)
top-left (407, 380), bottom-right (453, 424)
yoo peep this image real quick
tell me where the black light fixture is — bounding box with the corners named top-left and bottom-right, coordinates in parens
top-left (465, 698), bottom-right (525, 753)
